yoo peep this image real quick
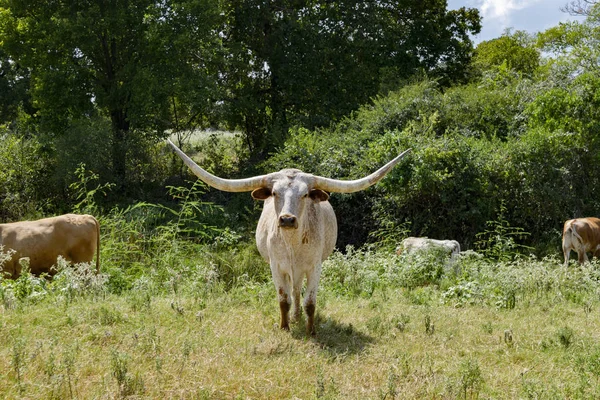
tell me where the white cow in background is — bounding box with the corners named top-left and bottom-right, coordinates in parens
top-left (397, 237), bottom-right (461, 259)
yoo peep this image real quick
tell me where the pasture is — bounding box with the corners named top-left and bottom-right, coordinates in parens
top-left (2, 235), bottom-right (600, 399)
top-left (4, 4), bottom-right (600, 398)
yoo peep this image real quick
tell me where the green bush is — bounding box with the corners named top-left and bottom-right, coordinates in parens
top-left (0, 132), bottom-right (51, 221)
top-left (263, 75), bottom-right (600, 253)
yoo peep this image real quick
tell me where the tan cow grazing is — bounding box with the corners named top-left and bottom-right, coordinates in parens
top-left (562, 217), bottom-right (600, 266)
top-left (0, 214), bottom-right (100, 278)
top-left (167, 139), bottom-right (410, 336)
top-left (397, 237), bottom-right (461, 259)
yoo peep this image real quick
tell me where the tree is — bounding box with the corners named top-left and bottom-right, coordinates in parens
top-left (0, 0), bottom-right (222, 187)
top-left (220, 0), bottom-right (481, 157)
top-left (0, 48), bottom-right (31, 124)
top-left (537, 2), bottom-right (600, 74)
top-left (473, 31), bottom-right (540, 76)
top-left (561, 0), bottom-right (598, 16)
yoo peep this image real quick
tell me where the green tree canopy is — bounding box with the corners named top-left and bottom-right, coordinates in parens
top-left (0, 0), bottom-right (223, 186)
top-left (473, 30), bottom-right (540, 76)
top-left (220, 0), bottom-right (481, 156)
top-left (537, 3), bottom-right (600, 75)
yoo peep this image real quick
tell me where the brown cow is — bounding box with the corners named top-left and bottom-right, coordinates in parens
top-left (562, 217), bottom-right (600, 266)
top-left (0, 214), bottom-right (100, 278)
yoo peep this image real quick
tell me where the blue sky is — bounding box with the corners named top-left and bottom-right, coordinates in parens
top-left (448, 0), bottom-right (585, 43)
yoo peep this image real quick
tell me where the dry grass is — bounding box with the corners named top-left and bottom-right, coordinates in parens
top-left (1, 282), bottom-right (599, 399)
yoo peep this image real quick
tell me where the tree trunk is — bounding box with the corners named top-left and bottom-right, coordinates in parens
top-left (110, 109), bottom-right (129, 189)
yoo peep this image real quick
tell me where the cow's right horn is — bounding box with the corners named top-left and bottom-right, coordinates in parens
top-left (167, 139), bottom-right (267, 192)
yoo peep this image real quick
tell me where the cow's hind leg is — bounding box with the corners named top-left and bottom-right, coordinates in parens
top-left (562, 244), bottom-right (571, 267)
top-left (304, 263), bottom-right (323, 336)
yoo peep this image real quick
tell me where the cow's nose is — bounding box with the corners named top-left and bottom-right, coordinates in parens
top-left (278, 215), bottom-right (298, 229)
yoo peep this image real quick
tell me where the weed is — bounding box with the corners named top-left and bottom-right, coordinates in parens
top-left (425, 315), bottom-right (435, 335)
top-left (396, 249), bottom-right (445, 289)
top-left (405, 286), bottom-right (436, 306)
top-left (45, 349), bottom-right (57, 382)
top-left (457, 358), bottom-right (484, 399)
top-left (482, 322), bottom-right (493, 334)
top-left (51, 258), bottom-right (108, 303)
top-left (11, 335), bottom-right (26, 394)
top-left (90, 305), bottom-right (123, 326)
top-left (111, 350), bottom-right (144, 398)
top-left (314, 365), bottom-right (338, 399)
top-left (557, 326), bottom-right (574, 348)
top-left (315, 365), bottom-right (326, 399)
top-left (62, 344), bottom-right (77, 399)
top-left (442, 280), bottom-right (482, 307)
top-left (504, 330), bottom-right (514, 347)
top-left (392, 313), bottom-right (411, 332)
top-left (475, 202), bottom-right (533, 261)
top-left (379, 366), bottom-right (398, 399)
top-left (10, 259), bottom-right (48, 304)
top-left (69, 163), bottom-right (115, 215)
top-left (367, 315), bottom-right (388, 336)
top-left (0, 245), bottom-right (16, 275)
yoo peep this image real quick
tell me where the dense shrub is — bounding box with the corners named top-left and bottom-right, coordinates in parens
top-left (265, 77), bottom-right (600, 254)
top-left (0, 132), bottom-right (52, 221)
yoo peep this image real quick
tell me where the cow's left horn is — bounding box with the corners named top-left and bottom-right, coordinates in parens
top-left (312, 148), bottom-right (411, 193)
top-left (167, 139), bottom-right (268, 192)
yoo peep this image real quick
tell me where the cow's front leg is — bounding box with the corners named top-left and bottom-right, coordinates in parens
top-left (304, 263), bottom-right (322, 336)
top-left (271, 264), bottom-right (292, 330)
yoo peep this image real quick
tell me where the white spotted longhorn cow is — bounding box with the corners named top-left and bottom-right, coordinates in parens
top-left (167, 139), bottom-right (410, 336)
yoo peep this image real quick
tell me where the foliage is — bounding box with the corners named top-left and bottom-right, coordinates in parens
top-left (473, 30), bottom-right (540, 76)
top-left (474, 202), bottom-right (533, 261)
top-left (0, 132), bottom-right (50, 221)
top-left (263, 64), bottom-right (600, 251)
top-left (537, 3), bottom-right (600, 75)
top-left (220, 0), bottom-right (481, 155)
top-left (0, 0), bottom-right (223, 186)
top-left (69, 164), bottom-right (116, 215)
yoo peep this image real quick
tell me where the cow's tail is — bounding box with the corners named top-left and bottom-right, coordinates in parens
top-left (570, 224), bottom-right (584, 245)
top-left (94, 216), bottom-right (101, 273)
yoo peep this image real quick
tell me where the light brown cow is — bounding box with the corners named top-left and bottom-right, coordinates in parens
top-left (167, 139), bottom-right (410, 336)
top-left (0, 214), bottom-right (100, 278)
top-left (562, 217), bottom-right (600, 266)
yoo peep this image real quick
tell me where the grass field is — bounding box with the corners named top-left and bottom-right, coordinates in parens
top-left (2, 249), bottom-right (600, 399)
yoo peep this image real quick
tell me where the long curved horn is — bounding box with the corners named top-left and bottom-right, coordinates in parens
top-left (312, 148), bottom-right (411, 193)
top-left (167, 139), bottom-right (267, 192)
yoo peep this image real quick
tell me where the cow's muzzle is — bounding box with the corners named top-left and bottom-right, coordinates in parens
top-left (278, 215), bottom-right (298, 229)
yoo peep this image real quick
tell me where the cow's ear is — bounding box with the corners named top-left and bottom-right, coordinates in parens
top-left (310, 189), bottom-right (329, 202)
top-left (251, 187), bottom-right (271, 200)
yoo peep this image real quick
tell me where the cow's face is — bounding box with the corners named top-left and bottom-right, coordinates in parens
top-left (251, 172), bottom-right (328, 230)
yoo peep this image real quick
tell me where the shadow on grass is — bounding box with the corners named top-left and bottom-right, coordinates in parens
top-left (291, 314), bottom-right (374, 356)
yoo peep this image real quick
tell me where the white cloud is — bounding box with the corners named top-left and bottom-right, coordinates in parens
top-left (478, 0), bottom-right (542, 23)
